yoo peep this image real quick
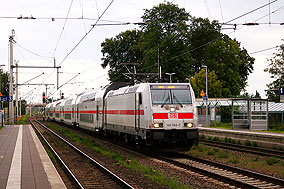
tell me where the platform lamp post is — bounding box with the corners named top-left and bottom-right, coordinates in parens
top-left (0, 64), bottom-right (6, 127)
top-left (165, 73), bottom-right (175, 83)
top-left (202, 66), bottom-right (208, 126)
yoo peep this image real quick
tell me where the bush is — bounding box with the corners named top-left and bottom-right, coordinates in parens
top-left (230, 159), bottom-right (239, 164)
top-left (213, 137), bottom-right (220, 141)
top-left (218, 152), bottom-right (229, 158)
top-left (268, 123), bottom-right (284, 131)
top-left (266, 157), bottom-right (278, 165)
top-left (244, 140), bottom-right (251, 146)
top-left (200, 135), bottom-right (205, 139)
top-left (207, 151), bottom-right (215, 156)
top-left (252, 141), bottom-right (258, 147)
top-left (208, 136), bottom-right (212, 141)
top-left (197, 144), bottom-right (208, 152)
top-left (213, 148), bottom-right (219, 153)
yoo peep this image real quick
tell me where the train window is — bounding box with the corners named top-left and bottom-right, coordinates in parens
top-left (127, 87), bottom-right (138, 94)
top-left (108, 92), bottom-right (114, 97)
top-left (65, 99), bottom-right (72, 105)
top-left (80, 114), bottom-right (94, 123)
top-left (172, 90), bottom-right (192, 104)
top-left (151, 88), bottom-right (192, 105)
top-left (151, 89), bottom-right (171, 104)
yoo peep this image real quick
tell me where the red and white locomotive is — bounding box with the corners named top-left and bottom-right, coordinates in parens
top-left (45, 82), bottom-right (199, 151)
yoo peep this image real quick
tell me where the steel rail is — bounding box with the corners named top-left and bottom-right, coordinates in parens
top-left (34, 120), bottom-right (134, 189)
top-left (30, 120), bottom-right (84, 188)
top-left (176, 153), bottom-right (284, 187)
top-left (200, 139), bottom-right (284, 159)
top-left (152, 153), bottom-right (259, 189)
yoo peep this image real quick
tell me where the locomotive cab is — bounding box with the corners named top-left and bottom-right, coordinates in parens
top-left (147, 84), bottom-right (198, 151)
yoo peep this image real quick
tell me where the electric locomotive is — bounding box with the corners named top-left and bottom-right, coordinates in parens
top-left (45, 82), bottom-right (198, 152)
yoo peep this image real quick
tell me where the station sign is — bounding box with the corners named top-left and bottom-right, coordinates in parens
top-left (1, 96), bottom-right (13, 102)
top-left (279, 88), bottom-right (284, 95)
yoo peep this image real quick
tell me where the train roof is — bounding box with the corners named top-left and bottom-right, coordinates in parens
top-left (104, 83), bottom-right (193, 97)
top-left (77, 88), bottom-right (102, 103)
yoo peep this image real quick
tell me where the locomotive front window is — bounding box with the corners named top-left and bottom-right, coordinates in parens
top-left (151, 89), bottom-right (171, 104)
top-left (151, 88), bottom-right (192, 105)
top-left (172, 89), bottom-right (191, 104)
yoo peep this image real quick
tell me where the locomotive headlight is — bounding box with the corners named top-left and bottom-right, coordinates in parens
top-left (153, 123), bottom-right (163, 128)
top-left (170, 107), bottom-right (176, 112)
top-left (153, 123), bottom-right (160, 128)
top-left (184, 122), bottom-right (193, 128)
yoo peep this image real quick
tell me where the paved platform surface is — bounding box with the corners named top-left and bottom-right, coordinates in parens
top-left (0, 125), bottom-right (66, 189)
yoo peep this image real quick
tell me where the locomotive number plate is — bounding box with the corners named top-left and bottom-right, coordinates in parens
top-left (169, 113), bottom-right (177, 119)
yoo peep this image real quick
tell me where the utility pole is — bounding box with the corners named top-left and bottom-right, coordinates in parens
top-left (9, 29), bottom-right (15, 124)
top-left (55, 58), bottom-right (60, 90)
top-left (19, 97), bottom-right (22, 117)
top-left (157, 48), bottom-right (160, 81)
top-left (15, 61), bottom-right (19, 118)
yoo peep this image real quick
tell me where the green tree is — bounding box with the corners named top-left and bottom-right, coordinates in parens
top-left (189, 18), bottom-right (254, 97)
top-left (100, 3), bottom-right (254, 98)
top-left (0, 68), bottom-right (10, 109)
top-left (140, 2), bottom-right (192, 82)
top-left (101, 29), bottom-right (143, 82)
top-left (264, 44), bottom-right (284, 101)
top-left (0, 68), bottom-right (9, 96)
top-left (190, 68), bottom-right (222, 98)
top-left (189, 17), bottom-right (221, 73)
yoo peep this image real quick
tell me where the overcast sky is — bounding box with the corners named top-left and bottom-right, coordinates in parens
top-left (1, 0), bottom-right (283, 103)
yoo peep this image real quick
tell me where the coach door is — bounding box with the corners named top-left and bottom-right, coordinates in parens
top-left (135, 93), bottom-right (142, 131)
top-left (97, 101), bottom-right (103, 128)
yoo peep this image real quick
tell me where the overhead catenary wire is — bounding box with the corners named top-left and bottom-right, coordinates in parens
top-left (136, 0), bottom-right (284, 74)
top-left (57, 0), bottom-right (115, 67)
top-left (45, 0), bottom-right (116, 99)
top-left (15, 43), bottom-right (53, 60)
top-left (50, 0), bottom-right (74, 61)
top-left (225, 0), bottom-right (278, 24)
top-left (249, 46), bottom-right (278, 55)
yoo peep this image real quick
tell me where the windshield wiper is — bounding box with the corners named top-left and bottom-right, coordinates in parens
top-left (161, 96), bottom-right (170, 108)
top-left (173, 95), bottom-right (183, 107)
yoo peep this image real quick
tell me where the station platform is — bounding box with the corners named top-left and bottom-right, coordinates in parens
top-left (199, 127), bottom-right (284, 150)
top-left (0, 124), bottom-right (66, 189)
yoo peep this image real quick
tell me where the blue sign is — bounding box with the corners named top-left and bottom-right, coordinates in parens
top-left (279, 88), bottom-right (284, 95)
top-left (203, 96), bottom-right (208, 100)
top-left (1, 96), bottom-right (13, 102)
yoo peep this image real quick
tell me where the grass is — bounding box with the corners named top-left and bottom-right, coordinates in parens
top-left (244, 140), bottom-right (251, 146)
top-left (266, 157), bottom-right (278, 166)
top-left (188, 144), bottom-right (284, 178)
top-left (47, 123), bottom-right (190, 189)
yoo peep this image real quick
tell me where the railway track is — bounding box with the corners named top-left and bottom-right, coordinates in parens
top-left (200, 139), bottom-right (284, 159)
top-left (154, 153), bottom-right (284, 189)
top-left (30, 119), bottom-right (134, 189)
top-left (38, 119), bottom-right (284, 188)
